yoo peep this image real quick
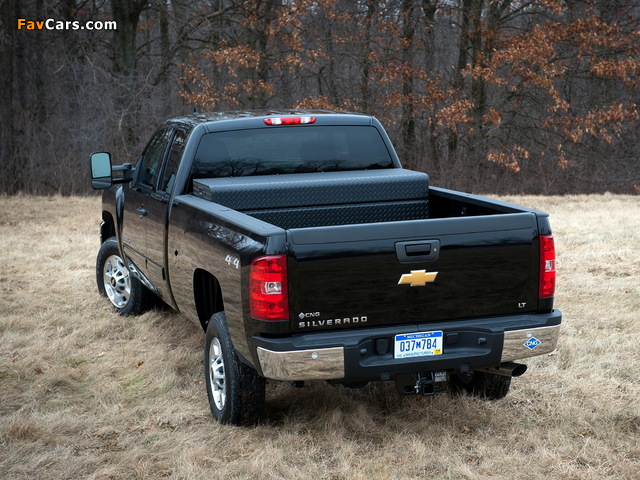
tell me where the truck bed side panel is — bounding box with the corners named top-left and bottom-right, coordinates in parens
top-left (167, 195), bottom-right (286, 362)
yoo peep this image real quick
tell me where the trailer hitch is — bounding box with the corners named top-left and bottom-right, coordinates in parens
top-left (414, 371), bottom-right (448, 396)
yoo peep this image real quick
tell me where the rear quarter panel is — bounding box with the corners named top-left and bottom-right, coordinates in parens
top-left (167, 195), bottom-right (286, 362)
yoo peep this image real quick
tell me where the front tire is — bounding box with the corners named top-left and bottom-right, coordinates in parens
top-left (204, 312), bottom-right (265, 425)
top-left (96, 237), bottom-right (151, 315)
top-left (449, 371), bottom-right (512, 400)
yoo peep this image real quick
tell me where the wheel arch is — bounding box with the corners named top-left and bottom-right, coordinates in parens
top-left (193, 269), bottom-right (225, 331)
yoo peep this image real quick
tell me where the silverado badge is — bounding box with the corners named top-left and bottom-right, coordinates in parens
top-left (398, 270), bottom-right (438, 287)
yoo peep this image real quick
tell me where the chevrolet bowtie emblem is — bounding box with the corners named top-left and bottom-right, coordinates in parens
top-left (398, 270), bottom-right (438, 287)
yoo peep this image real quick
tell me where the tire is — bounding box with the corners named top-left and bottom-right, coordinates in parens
top-left (204, 312), bottom-right (265, 425)
top-left (449, 371), bottom-right (512, 400)
top-left (96, 237), bottom-right (151, 315)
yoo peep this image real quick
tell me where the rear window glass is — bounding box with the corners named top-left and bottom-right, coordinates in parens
top-left (191, 126), bottom-right (393, 178)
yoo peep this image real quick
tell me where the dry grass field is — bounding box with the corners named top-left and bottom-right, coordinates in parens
top-left (1, 193), bottom-right (638, 479)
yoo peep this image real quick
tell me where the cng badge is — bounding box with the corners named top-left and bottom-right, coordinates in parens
top-left (523, 336), bottom-right (542, 350)
top-left (398, 270), bottom-right (438, 287)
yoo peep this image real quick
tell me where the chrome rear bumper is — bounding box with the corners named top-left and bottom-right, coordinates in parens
top-left (254, 312), bottom-right (561, 382)
top-left (501, 324), bottom-right (560, 362)
top-left (257, 346), bottom-right (345, 381)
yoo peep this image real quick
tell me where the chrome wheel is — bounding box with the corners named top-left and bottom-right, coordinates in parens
top-left (209, 337), bottom-right (226, 410)
top-left (204, 312), bottom-right (265, 424)
top-left (102, 254), bottom-right (131, 309)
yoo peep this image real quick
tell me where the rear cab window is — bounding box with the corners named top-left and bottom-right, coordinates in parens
top-left (191, 125), bottom-right (394, 179)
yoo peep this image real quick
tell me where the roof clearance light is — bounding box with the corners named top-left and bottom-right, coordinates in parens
top-left (264, 116), bottom-right (316, 126)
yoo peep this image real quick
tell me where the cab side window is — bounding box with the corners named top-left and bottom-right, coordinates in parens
top-left (137, 128), bottom-right (173, 189)
top-left (159, 129), bottom-right (187, 195)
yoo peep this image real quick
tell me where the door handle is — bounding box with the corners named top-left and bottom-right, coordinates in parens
top-left (136, 207), bottom-right (148, 218)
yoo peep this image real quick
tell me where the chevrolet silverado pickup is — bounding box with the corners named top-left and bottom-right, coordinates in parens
top-left (90, 110), bottom-right (561, 425)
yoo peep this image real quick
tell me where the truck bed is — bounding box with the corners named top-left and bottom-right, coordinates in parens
top-left (191, 169), bottom-right (548, 334)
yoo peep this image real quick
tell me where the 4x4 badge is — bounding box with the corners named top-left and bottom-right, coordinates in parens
top-left (398, 270), bottom-right (438, 287)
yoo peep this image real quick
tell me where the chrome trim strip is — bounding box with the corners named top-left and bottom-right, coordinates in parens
top-left (257, 346), bottom-right (345, 381)
top-left (501, 325), bottom-right (561, 362)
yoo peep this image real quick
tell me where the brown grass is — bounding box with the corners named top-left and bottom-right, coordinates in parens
top-left (1, 193), bottom-right (639, 479)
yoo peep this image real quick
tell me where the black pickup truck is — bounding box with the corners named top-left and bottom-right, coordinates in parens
top-left (90, 111), bottom-right (561, 425)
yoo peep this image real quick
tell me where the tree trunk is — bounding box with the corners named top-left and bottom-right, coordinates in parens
top-left (422, 0), bottom-right (440, 173)
top-left (110, 0), bottom-right (147, 153)
top-left (401, 0), bottom-right (417, 168)
top-left (360, 0), bottom-right (376, 113)
top-left (0, 0), bottom-right (16, 193)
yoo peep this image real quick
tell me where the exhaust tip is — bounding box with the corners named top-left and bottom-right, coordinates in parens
top-left (478, 362), bottom-right (528, 377)
top-left (510, 363), bottom-right (528, 377)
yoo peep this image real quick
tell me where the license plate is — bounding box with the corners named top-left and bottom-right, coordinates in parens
top-left (394, 331), bottom-right (443, 359)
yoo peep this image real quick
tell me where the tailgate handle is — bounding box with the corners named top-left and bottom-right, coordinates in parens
top-left (395, 240), bottom-right (440, 263)
top-left (406, 244), bottom-right (431, 256)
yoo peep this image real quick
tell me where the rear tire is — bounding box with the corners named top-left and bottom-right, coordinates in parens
top-left (449, 371), bottom-right (512, 400)
top-left (96, 237), bottom-right (151, 315)
top-left (204, 312), bottom-right (265, 425)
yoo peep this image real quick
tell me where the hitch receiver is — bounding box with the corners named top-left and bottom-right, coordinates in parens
top-left (396, 371), bottom-right (448, 396)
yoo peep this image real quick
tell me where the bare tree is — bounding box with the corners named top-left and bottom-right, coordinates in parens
top-left (1, 0), bottom-right (639, 195)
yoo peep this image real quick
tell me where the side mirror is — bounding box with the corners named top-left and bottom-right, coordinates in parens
top-left (90, 152), bottom-right (113, 190)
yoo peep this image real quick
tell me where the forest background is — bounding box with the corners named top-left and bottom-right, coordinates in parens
top-left (1, 0), bottom-right (639, 196)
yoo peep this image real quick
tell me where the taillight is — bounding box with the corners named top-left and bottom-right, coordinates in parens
top-left (249, 255), bottom-right (289, 321)
top-left (264, 116), bottom-right (316, 125)
top-left (539, 235), bottom-right (556, 298)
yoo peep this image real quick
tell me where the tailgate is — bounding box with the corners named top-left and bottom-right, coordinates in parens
top-left (287, 213), bottom-right (539, 332)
